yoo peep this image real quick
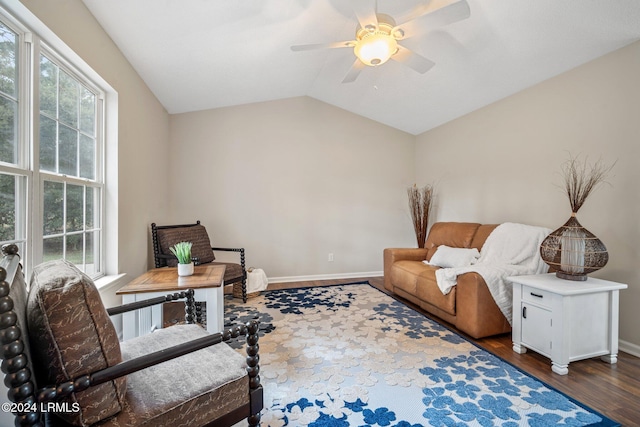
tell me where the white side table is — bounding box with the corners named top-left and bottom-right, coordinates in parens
top-left (508, 273), bottom-right (627, 375)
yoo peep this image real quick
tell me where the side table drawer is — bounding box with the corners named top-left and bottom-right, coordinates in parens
top-left (522, 285), bottom-right (552, 308)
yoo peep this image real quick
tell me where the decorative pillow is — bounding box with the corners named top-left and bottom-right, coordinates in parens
top-left (157, 224), bottom-right (215, 267)
top-left (427, 245), bottom-right (480, 268)
top-left (27, 260), bottom-right (126, 426)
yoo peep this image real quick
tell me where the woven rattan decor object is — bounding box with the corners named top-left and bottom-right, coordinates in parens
top-left (233, 283), bottom-right (259, 299)
top-left (539, 154), bottom-right (613, 281)
top-left (539, 214), bottom-right (608, 281)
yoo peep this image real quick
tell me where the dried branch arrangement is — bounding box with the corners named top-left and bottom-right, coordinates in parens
top-left (560, 154), bottom-right (615, 213)
top-left (407, 184), bottom-right (434, 248)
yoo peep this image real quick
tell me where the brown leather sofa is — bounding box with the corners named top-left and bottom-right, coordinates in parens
top-left (383, 222), bottom-right (511, 339)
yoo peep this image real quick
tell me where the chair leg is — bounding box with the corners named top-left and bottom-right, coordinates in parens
top-left (184, 289), bottom-right (195, 324)
top-left (195, 301), bottom-right (203, 324)
top-left (242, 278), bottom-right (247, 303)
top-left (248, 414), bottom-right (260, 427)
top-left (246, 320), bottom-right (261, 425)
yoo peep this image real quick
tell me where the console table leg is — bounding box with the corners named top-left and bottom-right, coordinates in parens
top-left (513, 343), bottom-right (527, 354)
top-left (551, 362), bottom-right (569, 375)
top-left (601, 354), bottom-right (618, 364)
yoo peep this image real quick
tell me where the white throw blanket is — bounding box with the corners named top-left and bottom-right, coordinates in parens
top-left (435, 222), bottom-right (551, 325)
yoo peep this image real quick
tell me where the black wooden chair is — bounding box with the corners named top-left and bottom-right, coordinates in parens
top-left (151, 220), bottom-right (249, 302)
top-left (0, 245), bottom-right (262, 426)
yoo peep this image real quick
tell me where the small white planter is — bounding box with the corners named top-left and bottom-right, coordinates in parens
top-left (177, 262), bottom-right (194, 277)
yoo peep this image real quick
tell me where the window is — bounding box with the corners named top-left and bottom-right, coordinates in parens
top-left (0, 10), bottom-right (106, 278)
top-left (38, 53), bottom-right (103, 276)
top-left (0, 19), bottom-right (27, 258)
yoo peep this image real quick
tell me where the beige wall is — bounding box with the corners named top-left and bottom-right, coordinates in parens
top-left (168, 97), bottom-right (416, 279)
top-left (415, 41), bottom-right (640, 350)
top-left (19, 0), bottom-right (172, 281)
top-left (13, 1), bottom-right (639, 352)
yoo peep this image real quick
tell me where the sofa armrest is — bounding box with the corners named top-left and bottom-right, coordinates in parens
top-left (455, 272), bottom-right (511, 339)
top-left (383, 248), bottom-right (429, 292)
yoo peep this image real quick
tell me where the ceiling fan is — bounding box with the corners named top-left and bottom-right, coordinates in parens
top-left (290, 0), bottom-right (470, 83)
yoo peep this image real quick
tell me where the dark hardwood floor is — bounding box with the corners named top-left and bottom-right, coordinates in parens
top-left (262, 276), bottom-right (640, 426)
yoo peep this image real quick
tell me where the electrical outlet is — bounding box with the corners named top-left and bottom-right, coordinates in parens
top-left (328, 253), bottom-right (334, 262)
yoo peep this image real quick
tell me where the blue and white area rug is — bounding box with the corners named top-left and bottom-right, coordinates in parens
top-left (225, 283), bottom-right (618, 427)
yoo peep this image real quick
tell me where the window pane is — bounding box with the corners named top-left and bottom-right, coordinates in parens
top-left (43, 236), bottom-right (63, 262)
top-left (0, 23), bottom-right (17, 97)
top-left (39, 55), bottom-right (57, 118)
top-left (79, 134), bottom-right (95, 179)
top-left (86, 186), bottom-right (96, 229)
top-left (80, 86), bottom-right (95, 135)
top-left (66, 184), bottom-right (83, 232)
top-left (0, 173), bottom-right (16, 241)
top-left (59, 124), bottom-right (77, 176)
top-left (0, 96), bottom-right (17, 164)
top-left (85, 231), bottom-right (99, 276)
top-left (66, 233), bottom-right (82, 264)
top-left (39, 114), bottom-right (56, 172)
top-left (59, 70), bottom-right (78, 127)
top-left (43, 180), bottom-right (63, 235)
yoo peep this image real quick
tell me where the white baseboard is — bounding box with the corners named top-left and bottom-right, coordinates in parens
top-left (619, 339), bottom-right (640, 358)
top-left (268, 271), bottom-right (383, 284)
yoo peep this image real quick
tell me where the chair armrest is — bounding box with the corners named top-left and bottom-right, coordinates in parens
top-left (211, 247), bottom-right (246, 270)
top-left (211, 247), bottom-right (244, 252)
top-left (106, 289), bottom-right (195, 319)
top-left (37, 320), bottom-right (261, 403)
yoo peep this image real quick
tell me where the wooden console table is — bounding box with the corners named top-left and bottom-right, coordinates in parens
top-left (117, 264), bottom-right (225, 340)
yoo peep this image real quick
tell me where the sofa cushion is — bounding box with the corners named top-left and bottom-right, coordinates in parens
top-left (416, 270), bottom-right (457, 316)
top-left (428, 246), bottom-right (480, 268)
top-left (390, 260), bottom-right (432, 294)
top-left (27, 260), bottom-right (126, 426)
top-left (157, 225), bottom-right (215, 267)
top-left (425, 222), bottom-right (481, 261)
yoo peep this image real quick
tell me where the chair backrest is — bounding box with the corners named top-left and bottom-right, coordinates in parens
top-left (151, 220), bottom-right (216, 268)
top-left (0, 245), bottom-right (40, 426)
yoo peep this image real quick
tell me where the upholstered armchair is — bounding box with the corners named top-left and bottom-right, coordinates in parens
top-left (0, 245), bottom-right (262, 426)
top-left (151, 221), bottom-right (249, 302)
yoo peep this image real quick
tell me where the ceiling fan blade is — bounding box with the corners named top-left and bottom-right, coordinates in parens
top-left (291, 41), bottom-right (354, 51)
top-left (342, 59), bottom-right (366, 83)
top-left (391, 45), bottom-right (435, 74)
top-left (394, 0), bottom-right (470, 38)
top-left (352, 0), bottom-right (379, 31)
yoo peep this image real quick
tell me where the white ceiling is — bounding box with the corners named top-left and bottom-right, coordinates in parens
top-left (82, 0), bottom-right (640, 135)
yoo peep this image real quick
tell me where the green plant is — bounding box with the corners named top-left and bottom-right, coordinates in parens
top-left (169, 241), bottom-right (193, 264)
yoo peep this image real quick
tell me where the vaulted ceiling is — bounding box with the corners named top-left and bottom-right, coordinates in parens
top-left (83, 0), bottom-right (640, 135)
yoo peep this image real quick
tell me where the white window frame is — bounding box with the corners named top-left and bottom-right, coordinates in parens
top-left (0, 3), bottom-right (118, 281)
top-left (33, 44), bottom-right (106, 276)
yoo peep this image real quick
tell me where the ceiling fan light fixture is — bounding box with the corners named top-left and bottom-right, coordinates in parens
top-left (392, 28), bottom-right (405, 39)
top-left (354, 13), bottom-right (399, 67)
top-left (354, 33), bottom-right (398, 66)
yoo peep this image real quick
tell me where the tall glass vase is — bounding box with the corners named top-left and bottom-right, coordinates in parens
top-left (539, 214), bottom-right (608, 281)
